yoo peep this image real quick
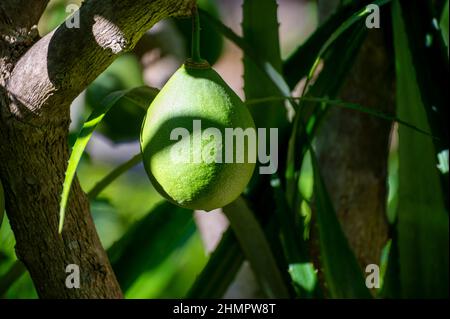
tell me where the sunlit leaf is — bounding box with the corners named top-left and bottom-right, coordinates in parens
top-left (59, 86), bottom-right (158, 233)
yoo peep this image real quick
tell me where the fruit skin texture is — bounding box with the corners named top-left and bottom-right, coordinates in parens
top-left (141, 63), bottom-right (256, 211)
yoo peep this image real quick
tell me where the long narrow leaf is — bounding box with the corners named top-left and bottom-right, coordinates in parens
top-left (398, 0), bottom-right (448, 150)
top-left (246, 96), bottom-right (437, 139)
top-left (300, 0), bottom-right (391, 97)
top-left (223, 197), bottom-right (290, 298)
top-left (283, 1), bottom-right (384, 88)
top-left (199, 9), bottom-right (291, 99)
top-left (0, 261), bottom-right (26, 297)
top-left (242, 0), bottom-right (287, 133)
top-left (285, 20), bottom-right (367, 204)
top-left (242, 0), bottom-right (302, 296)
top-left (310, 148), bottom-right (372, 298)
top-left (271, 176), bottom-right (318, 297)
top-left (58, 86), bottom-right (158, 233)
top-left (392, 1), bottom-right (449, 298)
top-left (187, 229), bottom-right (244, 298)
top-left (441, 0), bottom-right (449, 52)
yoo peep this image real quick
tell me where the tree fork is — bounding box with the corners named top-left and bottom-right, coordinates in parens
top-left (0, 0), bottom-right (195, 298)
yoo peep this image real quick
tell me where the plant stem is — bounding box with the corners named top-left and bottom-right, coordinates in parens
top-left (191, 6), bottom-right (202, 62)
top-left (87, 153), bottom-right (142, 200)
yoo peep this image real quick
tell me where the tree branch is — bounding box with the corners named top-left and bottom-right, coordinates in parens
top-left (6, 0), bottom-right (195, 125)
top-left (0, 0), bottom-right (195, 299)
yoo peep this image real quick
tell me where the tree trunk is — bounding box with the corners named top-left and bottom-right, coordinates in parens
top-left (315, 29), bottom-right (393, 268)
top-left (0, 0), bottom-right (194, 299)
top-left (311, 1), bottom-right (394, 293)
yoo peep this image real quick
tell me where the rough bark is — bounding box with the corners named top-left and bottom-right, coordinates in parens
top-left (313, 29), bottom-right (393, 273)
top-left (0, 0), bottom-right (194, 299)
top-left (306, 7), bottom-right (394, 296)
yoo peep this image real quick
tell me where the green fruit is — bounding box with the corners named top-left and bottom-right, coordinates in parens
top-left (140, 61), bottom-right (256, 211)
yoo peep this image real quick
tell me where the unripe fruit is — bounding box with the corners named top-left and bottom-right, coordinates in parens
top-left (140, 61), bottom-right (256, 211)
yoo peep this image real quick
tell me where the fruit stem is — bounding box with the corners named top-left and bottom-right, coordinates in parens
top-left (191, 6), bottom-right (202, 63)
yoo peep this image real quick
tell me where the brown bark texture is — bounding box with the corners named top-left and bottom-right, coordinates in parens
top-left (0, 0), bottom-right (194, 299)
top-left (314, 29), bottom-right (393, 272)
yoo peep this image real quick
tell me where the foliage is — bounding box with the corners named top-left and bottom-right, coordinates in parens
top-left (1, 0), bottom-right (448, 299)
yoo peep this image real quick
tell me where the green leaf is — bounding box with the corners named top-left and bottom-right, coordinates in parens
top-left (310, 149), bottom-right (372, 298)
top-left (0, 261), bottom-right (27, 297)
top-left (246, 96), bottom-right (437, 139)
top-left (380, 230), bottom-right (401, 298)
top-left (222, 197), bottom-right (290, 298)
top-left (285, 23), bottom-right (367, 206)
top-left (392, 0), bottom-right (449, 298)
top-left (241, 1), bottom-right (298, 296)
top-left (108, 201), bottom-right (195, 292)
top-left (188, 229), bottom-right (244, 298)
top-left (397, 0), bottom-right (448, 152)
top-left (199, 9), bottom-right (292, 100)
top-left (59, 86), bottom-right (158, 233)
top-left (242, 0), bottom-right (287, 132)
top-left (300, 0), bottom-right (391, 97)
top-left (283, 3), bottom-right (386, 199)
top-left (0, 180), bottom-right (4, 229)
top-left (85, 54), bottom-right (150, 142)
top-left (283, 1), bottom-right (380, 88)
top-left (271, 176), bottom-right (318, 297)
top-left (441, 0), bottom-right (449, 54)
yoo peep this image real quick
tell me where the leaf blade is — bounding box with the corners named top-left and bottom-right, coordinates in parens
top-left (59, 86), bottom-right (158, 233)
top-left (392, 0), bottom-right (449, 298)
top-left (310, 149), bottom-right (372, 298)
top-left (223, 197), bottom-right (290, 298)
top-left (108, 201), bottom-right (195, 292)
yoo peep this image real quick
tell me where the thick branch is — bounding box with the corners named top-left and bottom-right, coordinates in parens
top-left (0, 0), bottom-right (195, 299)
top-left (6, 0), bottom-right (194, 125)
